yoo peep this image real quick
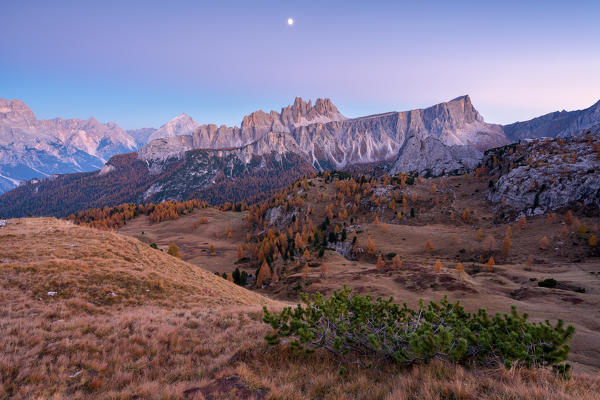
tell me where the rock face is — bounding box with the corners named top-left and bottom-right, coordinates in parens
top-left (487, 133), bottom-right (600, 216)
top-left (0, 98), bottom-right (137, 193)
top-left (503, 100), bottom-right (600, 141)
top-left (190, 97), bottom-right (346, 149)
top-left (140, 95), bottom-right (505, 172)
top-left (389, 136), bottom-right (482, 176)
top-left (147, 113), bottom-right (199, 141)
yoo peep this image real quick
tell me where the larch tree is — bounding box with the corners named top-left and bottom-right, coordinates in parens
top-left (167, 243), bottom-right (181, 258)
top-left (501, 236), bottom-right (512, 255)
top-left (366, 238), bottom-right (377, 255)
top-left (517, 215), bottom-right (527, 230)
top-left (425, 239), bottom-right (434, 252)
top-left (303, 249), bottom-right (311, 261)
top-left (376, 255), bottom-right (385, 271)
top-left (462, 209), bottom-right (471, 221)
top-left (209, 244), bottom-right (216, 255)
top-left (295, 232), bottom-right (305, 249)
top-left (539, 236), bottom-right (550, 250)
top-left (486, 257), bottom-right (495, 271)
top-left (434, 259), bottom-right (443, 272)
top-left (392, 255), bottom-right (402, 269)
top-left (526, 255), bottom-right (534, 266)
top-left (256, 262), bottom-right (272, 287)
top-left (476, 229), bottom-right (483, 242)
top-left (456, 262), bottom-right (465, 275)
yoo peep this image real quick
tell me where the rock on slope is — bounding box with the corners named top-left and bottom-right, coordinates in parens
top-left (0, 98), bottom-right (137, 193)
top-left (486, 133), bottom-right (600, 216)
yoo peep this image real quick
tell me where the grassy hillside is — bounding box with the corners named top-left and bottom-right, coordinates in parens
top-left (1, 219), bottom-right (599, 398)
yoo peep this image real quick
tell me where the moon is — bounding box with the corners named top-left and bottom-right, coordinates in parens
top-left (287, 18), bottom-right (294, 26)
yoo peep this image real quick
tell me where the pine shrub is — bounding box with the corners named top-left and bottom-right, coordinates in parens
top-left (263, 289), bottom-right (574, 372)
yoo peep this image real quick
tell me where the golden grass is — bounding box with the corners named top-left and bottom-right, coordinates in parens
top-left (1, 218), bottom-right (599, 399)
top-left (0, 218), bottom-right (271, 308)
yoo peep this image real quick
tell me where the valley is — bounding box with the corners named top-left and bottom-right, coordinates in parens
top-left (113, 163), bottom-right (600, 375)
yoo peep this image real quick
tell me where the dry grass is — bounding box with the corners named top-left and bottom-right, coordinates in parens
top-left (236, 347), bottom-right (600, 400)
top-left (1, 218), bottom-right (599, 399)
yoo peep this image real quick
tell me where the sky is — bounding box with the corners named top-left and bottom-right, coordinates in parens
top-left (1, 0), bottom-right (599, 130)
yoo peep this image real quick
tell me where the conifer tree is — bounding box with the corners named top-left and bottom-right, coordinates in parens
top-left (486, 257), bottom-right (495, 271)
top-left (526, 255), bottom-right (534, 266)
top-left (256, 262), bottom-right (272, 287)
top-left (501, 236), bottom-right (512, 255)
top-left (303, 249), bottom-right (311, 261)
top-left (376, 255), bottom-right (385, 271)
top-left (317, 263), bottom-right (327, 277)
top-left (393, 254), bottom-right (402, 269)
top-left (434, 259), bottom-right (443, 272)
top-left (539, 236), bottom-right (550, 250)
top-left (367, 238), bottom-right (377, 255)
top-left (517, 215), bottom-right (527, 230)
top-left (425, 239), bottom-right (434, 252)
top-left (295, 232), bottom-right (305, 249)
top-left (476, 228), bottom-right (483, 241)
top-left (167, 243), bottom-right (181, 258)
top-left (456, 262), bottom-right (465, 274)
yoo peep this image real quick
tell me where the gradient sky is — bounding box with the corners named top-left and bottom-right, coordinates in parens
top-left (1, 0), bottom-right (599, 130)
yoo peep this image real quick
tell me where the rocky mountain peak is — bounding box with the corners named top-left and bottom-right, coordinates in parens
top-left (0, 98), bottom-right (36, 121)
top-left (147, 113), bottom-right (199, 141)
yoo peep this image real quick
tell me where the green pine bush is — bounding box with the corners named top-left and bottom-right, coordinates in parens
top-left (263, 288), bottom-right (574, 373)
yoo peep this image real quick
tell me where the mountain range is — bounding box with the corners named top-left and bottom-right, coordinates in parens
top-left (1, 95), bottom-right (600, 217)
top-left (0, 100), bottom-right (201, 193)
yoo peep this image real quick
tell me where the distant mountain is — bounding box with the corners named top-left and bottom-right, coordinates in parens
top-left (503, 100), bottom-right (600, 141)
top-left (126, 127), bottom-right (156, 148)
top-left (147, 113), bottom-right (199, 142)
top-left (3, 95), bottom-right (600, 218)
top-left (139, 96), bottom-right (501, 169)
top-left (0, 96), bottom-right (496, 216)
top-left (0, 99), bottom-right (138, 193)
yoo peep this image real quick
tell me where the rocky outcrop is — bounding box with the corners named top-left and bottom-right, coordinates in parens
top-left (503, 100), bottom-right (600, 141)
top-left (389, 136), bottom-right (482, 176)
top-left (487, 134), bottom-right (600, 215)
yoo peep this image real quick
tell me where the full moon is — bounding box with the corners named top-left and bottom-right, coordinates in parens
top-left (287, 18), bottom-right (294, 26)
